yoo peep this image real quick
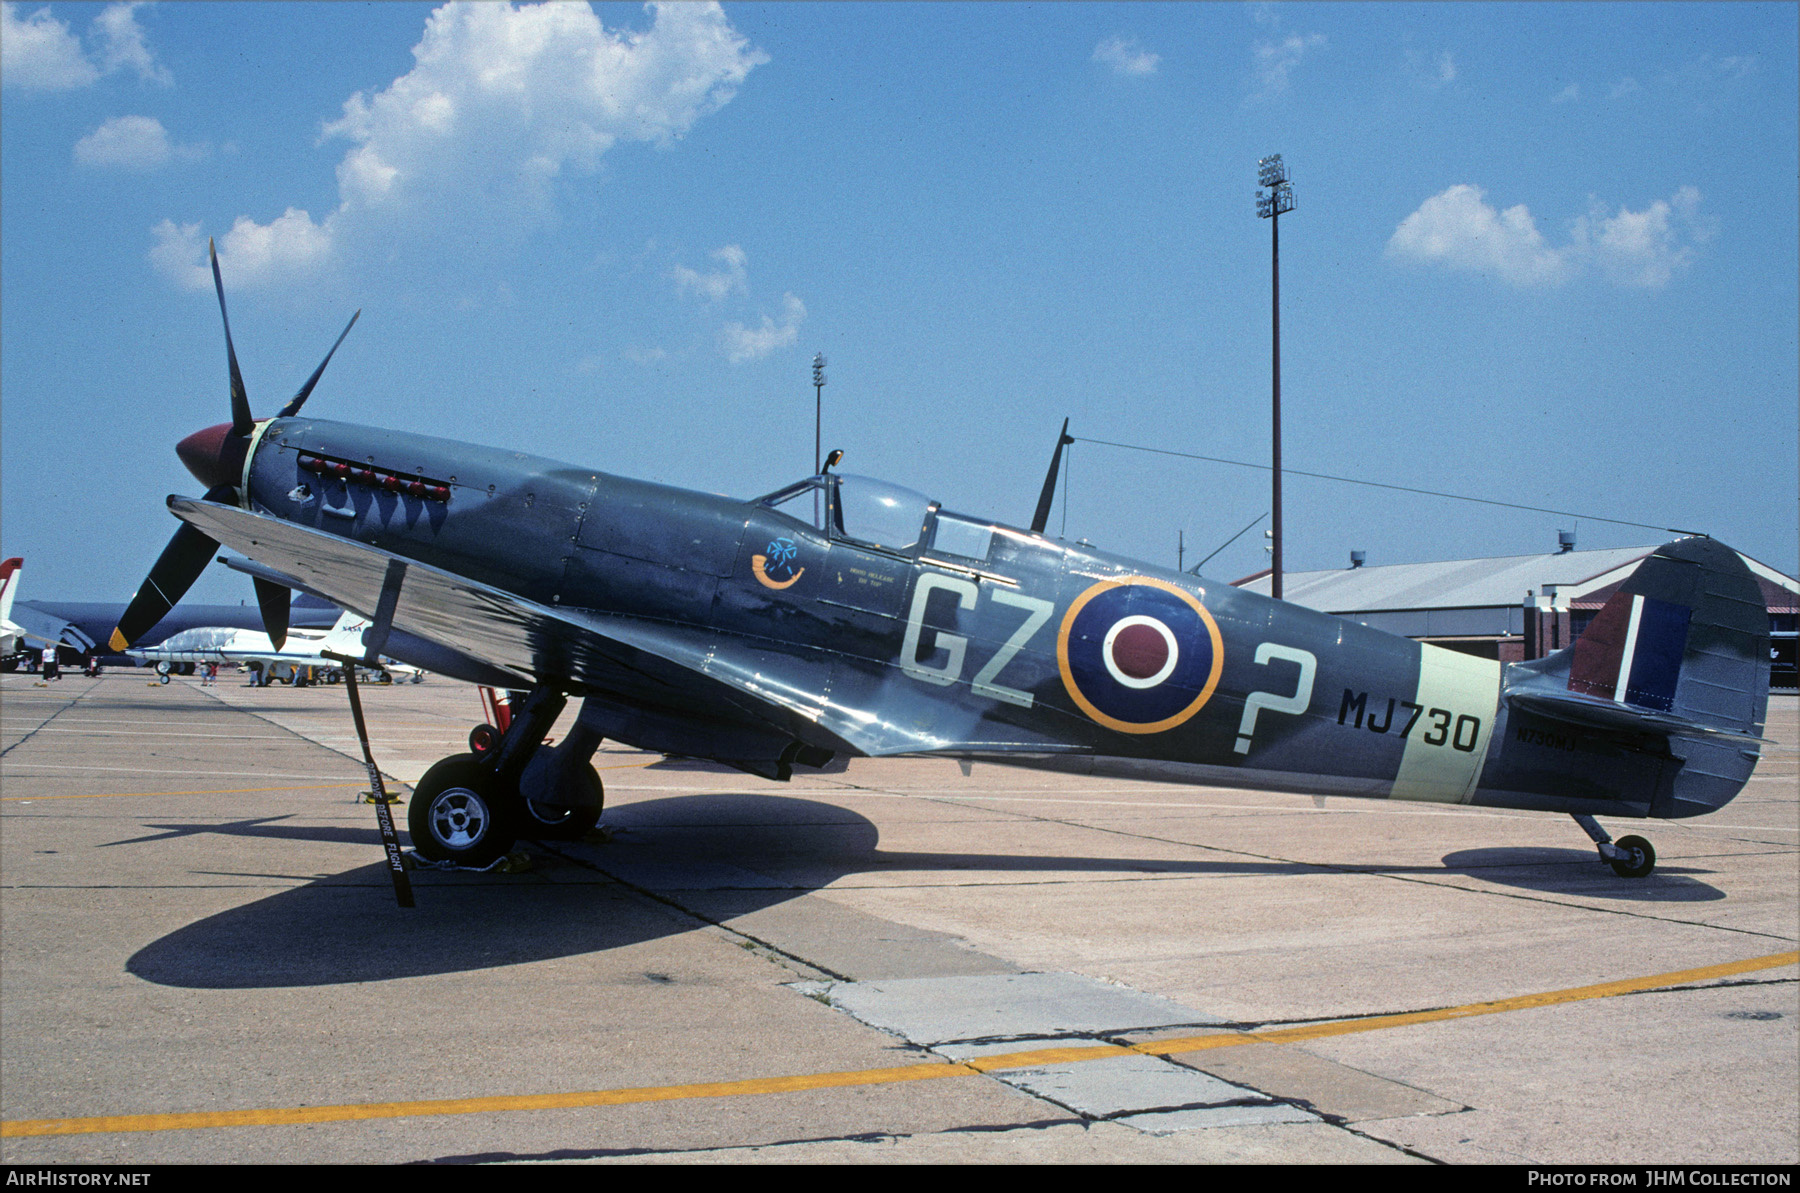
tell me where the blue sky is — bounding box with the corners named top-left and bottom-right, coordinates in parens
top-left (3, 1), bottom-right (1795, 604)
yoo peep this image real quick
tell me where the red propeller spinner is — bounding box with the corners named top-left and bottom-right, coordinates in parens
top-left (175, 422), bottom-right (250, 493)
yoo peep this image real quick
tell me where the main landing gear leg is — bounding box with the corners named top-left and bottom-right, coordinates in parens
top-left (517, 700), bottom-right (606, 840)
top-left (408, 685), bottom-right (567, 867)
top-left (1572, 813), bottom-right (1656, 878)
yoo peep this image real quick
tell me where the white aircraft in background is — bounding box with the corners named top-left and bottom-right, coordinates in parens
top-left (1, 557), bottom-right (28, 663)
top-left (127, 609), bottom-right (425, 685)
top-left (0, 557), bottom-right (68, 667)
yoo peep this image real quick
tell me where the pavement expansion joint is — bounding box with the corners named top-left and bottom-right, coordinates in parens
top-left (789, 970), bottom-right (1329, 1133)
top-left (533, 839), bottom-right (846, 981)
top-left (426, 1115), bottom-right (1089, 1164)
top-left (0, 680), bottom-right (98, 758)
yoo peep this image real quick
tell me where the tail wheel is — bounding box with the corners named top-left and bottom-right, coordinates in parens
top-left (1608, 834), bottom-right (1656, 878)
top-left (521, 763), bottom-right (603, 841)
top-left (408, 754), bottom-right (516, 866)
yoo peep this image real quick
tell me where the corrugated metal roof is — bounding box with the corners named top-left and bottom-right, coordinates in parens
top-left (1231, 546), bottom-right (1657, 613)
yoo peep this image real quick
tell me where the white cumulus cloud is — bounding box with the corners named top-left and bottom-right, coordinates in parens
top-left (722, 294), bottom-right (805, 364)
top-left (2, 2), bottom-right (97, 88)
top-left (1387, 185), bottom-right (1571, 286)
top-left (1571, 186), bottom-right (1711, 289)
top-left (1, 2), bottom-right (166, 89)
top-left (673, 244), bottom-right (748, 301)
top-left (1093, 34), bottom-right (1158, 77)
top-left (151, 1), bottom-right (766, 288)
top-left (151, 210), bottom-right (334, 291)
top-left (92, 2), bottom-right (168, 84)
top-left (1387, 183), bottom-right (1711, 290)
top-left (1250, 32), bottom-right (1325, 100)
top-left (74, 114), bottom-right (201, 170)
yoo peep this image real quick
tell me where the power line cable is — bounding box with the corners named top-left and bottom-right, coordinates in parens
top-left (1072, 436), bottom-right (1703, 538)
top-left (1192, 511), bottom-right (1268, 574)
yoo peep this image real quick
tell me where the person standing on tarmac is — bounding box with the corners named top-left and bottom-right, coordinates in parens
top-left (40, 647), bottom-right (59, 681)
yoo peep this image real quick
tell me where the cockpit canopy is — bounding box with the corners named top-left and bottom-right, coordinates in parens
top-left (758, 473), bottom-right (931, 552)
top-left (757, 473), bottom-right (1014, 568)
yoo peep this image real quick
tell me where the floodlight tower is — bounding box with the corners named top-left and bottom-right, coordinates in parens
top-left (1257, 154), bottom-right (1295, 600)
top-left (812, 352), bottom-right (827, 523)
top-left (812, 353), bottom-right (827, 474)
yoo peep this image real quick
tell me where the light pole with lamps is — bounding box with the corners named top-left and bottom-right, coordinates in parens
top-left (811, 353), bottom-right (827, 524)
top-left (1256, 154), bottom-right (1295, 600)
top-left (812, 353), bottom-right (827, 474)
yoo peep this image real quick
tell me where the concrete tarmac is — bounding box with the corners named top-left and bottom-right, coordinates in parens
top-left (2, 671), bottom-right (1794, 1165)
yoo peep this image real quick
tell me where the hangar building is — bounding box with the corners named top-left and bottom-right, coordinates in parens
top-left (1232, 541), bottom-right (1798, 688)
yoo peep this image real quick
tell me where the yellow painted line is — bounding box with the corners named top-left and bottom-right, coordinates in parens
top-left (3, 1064), bottom-right (976, 1138)
top-left (2, 783), bottom-right (369, 803)
top-left (17, 729), bottom-right (295, 740)
top-left (3, 951), bottom-right (1792, 1140)
top-left (1132, 951), bottom-right (1800, 1056)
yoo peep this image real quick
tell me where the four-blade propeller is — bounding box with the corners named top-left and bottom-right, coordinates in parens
top-left (109, 239), bottom-right (359, 653)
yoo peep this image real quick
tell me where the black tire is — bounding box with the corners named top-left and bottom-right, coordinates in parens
top-left (521, 763), bottom-right (603, 841)
top-left (1608, 834), bottom-right (1656, 878)
top-left (467, 722), bottom-right (500, 758)
top-left (408, 754), bottom-right (517, 866)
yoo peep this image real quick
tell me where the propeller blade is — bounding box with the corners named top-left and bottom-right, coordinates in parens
top-left (253, 576), bottom-right (291, 652)
top-left (109, 485), bottom-right (237, 651)
top-left (1029, 418), bottom-right (1075, 534)
top-left (277, 309), bottom-right (361, 420)
top-left (209, 238), bottom-right (254, 436)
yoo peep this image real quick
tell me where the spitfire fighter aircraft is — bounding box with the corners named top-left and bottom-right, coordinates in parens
top-left (112, 246), bottom-right (1771, 875)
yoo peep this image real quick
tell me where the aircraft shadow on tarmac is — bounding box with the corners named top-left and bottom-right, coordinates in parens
top-left (1436, 847), bottom-right (1726, 901)
top-left (124, 793), bottom-right (1725, 989)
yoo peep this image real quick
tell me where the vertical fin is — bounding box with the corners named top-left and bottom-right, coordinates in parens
top-left (1568, 537), bottom-right (1763, 731)
top-left (0, 558), bottom-right (21, 626)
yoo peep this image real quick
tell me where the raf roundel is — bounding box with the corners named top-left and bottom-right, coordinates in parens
top-left (1057, 576), bottom-right (1224, 734)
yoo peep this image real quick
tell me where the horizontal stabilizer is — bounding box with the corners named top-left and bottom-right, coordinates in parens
top-left (1506, 689), bottom-right (1771, 746)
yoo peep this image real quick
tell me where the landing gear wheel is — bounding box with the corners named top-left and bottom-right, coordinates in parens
top-left (408, 754), bottom-right (517, 866)
top-left (521, 764), bottom-right (603, 841)
top-left (1608, 834), bottom-right (1656, 878)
